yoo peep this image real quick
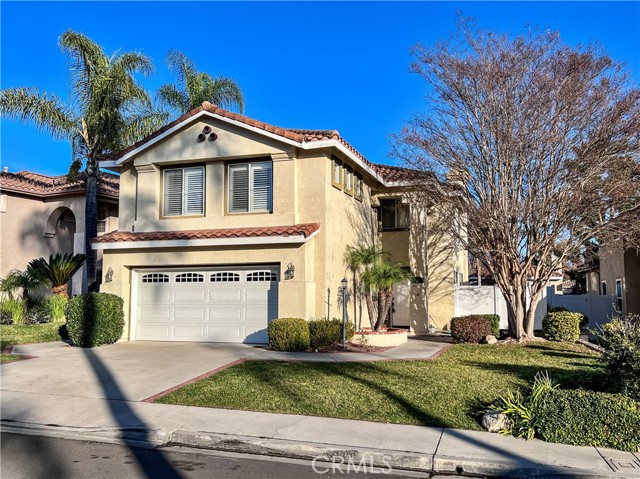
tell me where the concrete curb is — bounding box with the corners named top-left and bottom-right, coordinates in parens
top-left (1, 421), bottom-right (631, 478)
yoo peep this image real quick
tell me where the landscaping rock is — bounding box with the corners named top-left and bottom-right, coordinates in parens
top-left (482, 411), bottom-right (509, 433)
top-left (485, 335), bottom-right (498, 344)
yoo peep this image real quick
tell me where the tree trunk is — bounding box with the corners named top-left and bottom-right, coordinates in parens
top-left (524, 287), bottom-right (543, 337)
top-left (51, 284), bottom-right (69, 298)
top-left (352, 272), bottom-right (358, 331)
top-left (364, 292), bottom-right (377, 330)
top-left (85, 166), bottom-right (98, 292)
top-left (375, 290), bottom-right (394, 331)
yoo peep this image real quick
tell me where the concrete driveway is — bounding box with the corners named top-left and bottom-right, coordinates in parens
top-left (1, 341), bottom-right (271, 402)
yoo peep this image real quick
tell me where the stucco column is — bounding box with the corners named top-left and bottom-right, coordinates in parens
top-left (72, 233), bottom-right (86, 295)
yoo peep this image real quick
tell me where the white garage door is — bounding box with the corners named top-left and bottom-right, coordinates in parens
top-left (134, 266), bottom-right (278, 343)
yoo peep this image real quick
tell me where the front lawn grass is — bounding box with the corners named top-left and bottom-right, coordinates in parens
top-left (0, 323), bottom-right (63, 363)
top-left (156, 342), bottom-right (604, 430)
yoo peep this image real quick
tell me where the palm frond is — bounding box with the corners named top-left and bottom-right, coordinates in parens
top-left (28, 254), bottom-right (86, 288)
top-left (156, 84), bottom-right (190, 114)
top-left (0, 88), bottom-right (76, 140)
top-left (114, 51), bottom-right (155, 77)
top-left (165, 49), bottom-right (197, 94)
top-left (207, 76), bottom-right (245, 112)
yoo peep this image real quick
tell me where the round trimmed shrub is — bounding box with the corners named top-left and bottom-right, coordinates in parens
top-left (542, 311), bottom-right (581, 342)
top-left (64, 293), bottom-right (125, 347)
top-left (268, 317), bottom-right (310, 352)
top-left (309, 318), bottom-right (355, 350)
top-left (450, 315), bottom-right (492, 343)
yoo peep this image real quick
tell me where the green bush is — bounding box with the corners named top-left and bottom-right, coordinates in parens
top-left (26, 301), bottom-right (52, 324)
top-left (465, 314), bottom-right (500, 338)
top-left (494, 372), bottom-right (557, 440)
top-left (450, 315), bottom-right (492, 343)
top-left (42, 295), bottom-right (67, 323)
top-left (542, 311), bottom-right (580, 342)
top-left (536, 389), bottom-right (640, 452)
top-left (64, 293), bottom-right (125, 347)
top-left (268, 318), bottom-right (310, 352)
top-left (548, 306), bottom-right (589, 329)
top-left (0, 298), bottom-right (23, 325)
top-left (594, 316), bottom-right (640, 400)
top-left (309, 318), bottom-right (355, 350)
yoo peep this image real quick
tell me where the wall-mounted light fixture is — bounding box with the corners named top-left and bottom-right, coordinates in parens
top-left (285, 263), bottom-right (295, 280)
top-left (105, 267), bottom-right (114, 283)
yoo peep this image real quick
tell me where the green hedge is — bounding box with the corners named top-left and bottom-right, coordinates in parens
top-left (450, 315), bottom-right (492, 343)
top-left (268, 318), bottom-right (310, 352)
top-left (542, 311), bottom-right (580, 342)
top-left (548, 306), bottom-right (589, 329)
top-left (309, 318), bottom-right (355, 350)
top-left (64, 293), bottom-right (125, 347)
top-left (465, 314), bottom-right (500, 338)
top-left (537, 389), bottom-right (640, 452)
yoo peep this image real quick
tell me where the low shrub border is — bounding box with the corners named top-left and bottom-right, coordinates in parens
top-left (542, 311), bottom-right (581, 342)
top-left (268, 317), bottom-right (310, 352)
top-left (451, 315), bottom-right (492, 343)
top-left (309, 318), bottom-right (355, 350)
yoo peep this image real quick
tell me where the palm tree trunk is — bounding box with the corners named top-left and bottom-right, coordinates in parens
top-left (51, 284), bottom-right (69, 298)
top-left (364, 292), bottom-right (377, 330)
top-left (85, 164), bottom-right (98, 291)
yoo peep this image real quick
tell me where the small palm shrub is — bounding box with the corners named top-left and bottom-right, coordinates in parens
top-left (309, 318), bottom-right (355, 350)
top-left (268, 318), bottom-right (310, 352)
top-left (65, 293), bottom-right (124, 347)
top-left (0, 298), bottom-right (23, 324)
top-left (450, 315), bottom-right (492, 343)
top-left (28, 253), bottom-right (86, 298)
top-left (542, 311), bottom-right (581, 342)
top-left (594, 315), bottom-right (640, 400)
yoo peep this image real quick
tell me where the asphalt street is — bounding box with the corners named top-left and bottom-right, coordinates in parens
top-left (0, 432), bottom-right (454, 479)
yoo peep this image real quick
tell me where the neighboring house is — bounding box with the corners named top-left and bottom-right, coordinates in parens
top-left (583, 243), bottom-right (640, 316)
top-left (94, 102), bottom-right (467, 343)
top-left (0, 169), bottom-right (119, 294)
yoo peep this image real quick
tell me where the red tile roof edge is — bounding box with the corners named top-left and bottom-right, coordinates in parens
top-left (92, 223), bottom-right (320, 244)
top-left (0, 170), bottom-right (119, 198)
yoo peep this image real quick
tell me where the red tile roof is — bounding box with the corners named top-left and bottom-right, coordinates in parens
top-left (0, 170), bottom-right (119, 198)
top-left (92, 223), bottom-right (320, 244)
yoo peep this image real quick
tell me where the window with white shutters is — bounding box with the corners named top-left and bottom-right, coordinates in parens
top-left (163, 166), bottom-right (204, 216)
top-left (228, 161), bottom-right (272, 213)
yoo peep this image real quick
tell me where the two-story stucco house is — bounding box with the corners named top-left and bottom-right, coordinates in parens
top-left (0, 169), bottom-right (119, 295)
top-left (95, 102), bottom-right (467, 344)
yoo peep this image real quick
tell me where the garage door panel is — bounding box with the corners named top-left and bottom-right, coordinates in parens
top-left (209, 307), bottom-right (241, 321)
top-left (138, 324), bottom-right (171, 340)
top-left (139, 289), bottom-right (171, 303)
top-left (206, 326), bottom-right (242, 342)
top-left (139, 307), bottom-right (171, 321)
top-left (174, 289), bottom-right (206, 302)
top-left (173, 325), bottom-right (205, 340)
top-left (174, 307), bottom-right (206, 321)
top-left (209, 289), bottom-right (242, 302)
top-left (135, 266), bottom-right (278, 343)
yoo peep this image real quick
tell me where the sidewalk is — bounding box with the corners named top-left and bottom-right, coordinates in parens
top-left (2, 340), bottom-right (639, 478)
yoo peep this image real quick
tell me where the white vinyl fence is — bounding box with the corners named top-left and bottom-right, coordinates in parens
top-left (546, 287), bottom-right (617, 328)
top-left (454, 285), bottom-right (547, 330)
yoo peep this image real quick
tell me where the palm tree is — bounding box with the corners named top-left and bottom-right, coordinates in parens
top-left (363, 260), bottom-right (413, 331)
top-left (344, 244), bottom-right (384, 330)
top-left (28, 253), bottom-right (86, 298)
top-left (0, 269), bottom-right (46, 320)
top-left (157, 50), bottom-right (244, 115)
top-left (0, 31), bottom-right (166, 289)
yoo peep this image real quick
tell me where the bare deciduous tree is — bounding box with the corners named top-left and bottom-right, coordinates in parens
top-left (391, 19), bottom-right (640, 340)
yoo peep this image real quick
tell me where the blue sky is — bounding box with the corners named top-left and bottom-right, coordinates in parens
top-left (1, 1), bottom-right (639, 176)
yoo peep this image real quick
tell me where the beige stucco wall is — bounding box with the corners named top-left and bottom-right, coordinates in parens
top-left (103, 114), bottom-right (460, 336)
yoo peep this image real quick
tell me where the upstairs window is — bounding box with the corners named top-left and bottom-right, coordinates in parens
top-left (97, 208), bottom-right (107, 233)
top-left (354, 173), bottom-right (364, 201)
top-left (163, 166), bottom-right (205, 217)
top-left (379, 199), bottom-right (409, 230)
top-left (228, 161), bottom-right (273, 213)
top-left (344, 166), bottom-right (354, 196)
top-left (331, 157), bottom-right (343, 189)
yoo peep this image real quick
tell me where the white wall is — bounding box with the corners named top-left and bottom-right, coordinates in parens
top-left (454, 285), bottom-right (547, 330)
top-left (547, 287), bottom-right (617, 328)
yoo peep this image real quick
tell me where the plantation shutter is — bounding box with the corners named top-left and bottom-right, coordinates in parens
top-left (163, 169), bottom-right (183, 216)
top-left (229, 164), bottom-right (250, 213)
top-left (184, 167), bottom-right (204, 215)
top-left (251, 162), bottom-right (272, 212)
